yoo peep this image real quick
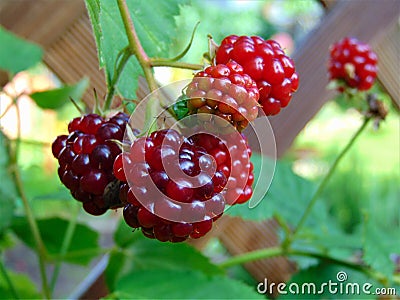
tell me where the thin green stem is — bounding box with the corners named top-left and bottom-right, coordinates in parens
top-left (12, 163), bottom-right (51, 299)
top-left (117, 0), bottom-right (158, 92)
top-left (8, 104), bottom-right (51, 299)
top-left (218, 247), bottom-right (283, 269)
top-left (48, 248), bottom-right (110, 261)
top-left (104, 48), bottom-right (131, 111)
top-left (218, 246), bottom-right (391, 286)
top-left (292, 117), bottom-right (371, 237)
top-left (159, 21), bottom-right (200, 62)
top-left (0, 255), bottom-right (19, 299)
top-left (150, 59), bottom-right (203, 71)
top-left (49, 203), bottom-right (80, 292)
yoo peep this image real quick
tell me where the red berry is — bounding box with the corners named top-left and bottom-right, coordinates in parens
top-left (328, 37), bottom-right (378, 91)
top-left (120, 129), bottom-right (255, 243)
top-left (52, 112), bottom-right (130, 215)
top-left (216, 35), bottom-right (299, 116)
top-left (186, 60), bottom-right (259, 131)
top-left (113, 153), bottom-right (126, 181)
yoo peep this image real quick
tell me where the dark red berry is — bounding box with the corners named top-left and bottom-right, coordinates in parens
top-left (52, 112), bottom-right (130, 215)
top-left (118, 129), bottom-right (255, 243)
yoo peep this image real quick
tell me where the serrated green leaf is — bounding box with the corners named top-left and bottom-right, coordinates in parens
top-left (125, 0), bottom-right (190, 58)
top-left (0, 267), bottom-right (41, 299)
top-left (85, 0), bottom-right (188, 100)
top-left (29, 77), bottom-right (89, 110)
top-left (363, 218), bottom-right (397, 279)
top-left (0, 132), bottom-right (16, 233)
top-left (115, 231), bottom-right (222, 274)
top-left (84, 0), bottom-right (102, 64)
top-left (114, 269), bottom-right (263, 299)
top-left (0, 26), bottom-right (43, 75)
top-left (11, 217), bottom-right (99, 265)
top-left (108, 230), bottom-right (223, 289)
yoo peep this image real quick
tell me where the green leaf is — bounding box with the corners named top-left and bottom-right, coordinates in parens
top-left (29, 77), bottom-right (89, 110)
top-left (104, 250), bottom-right (126, 292)
top-left (0, 132), bottom-right (17, 233)
top-left (118, 232), bottom-right (222, 274)
top-left (85, 0), bottom-right (188, 100)
top-left (114, 269), bottom-right (263, 299)
top-left (113, 219), bottom-right (140, 248)
top-left (172, 94), bottom-right (189, 120)
top-left (125, 0), bottom-right (189, 58)
top-left (84, 0), bottom-right (101, 62)
top-left (363, 217), bottom-right (397, 279)
top-left (227, 155), bottom-right (320, 225)
top-left (11, 217), bottom-right (99, 265)
top-left (108, 229), bottom-right (223, 290)
top-left (0, 26), bottom-right (43, 75)
top-left (279, 263), bottom-right (379, 299)
top-left (0, 268), bottom-right (41, 299)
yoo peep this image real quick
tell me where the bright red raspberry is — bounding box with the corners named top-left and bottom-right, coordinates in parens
top-left (215, 35), bottom-right (299, 116)
top-left (328, 37), bottom-right (378, 91)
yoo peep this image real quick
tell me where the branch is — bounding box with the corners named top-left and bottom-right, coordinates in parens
top-left (117, 0), bottom-right (158, 93)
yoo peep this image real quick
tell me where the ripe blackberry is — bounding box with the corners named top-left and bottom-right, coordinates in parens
top-left (121, 129), bottom-right (254, 242)
top-left (185, 60), bottom-right (259, 132)
top-left (215, 35), bottom-right (299, 116)
top-left (52, 112), bottom-right (129, 215)
top-left (328, 37), bottom-right (378, 91)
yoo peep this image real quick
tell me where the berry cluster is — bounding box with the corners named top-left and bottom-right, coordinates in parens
top-left (52, 112), bottom-right (129, 215)
top-left (215, 35), bottom-right (299, 116)
top-left (328, 37), bottom-right (378, 91)
top-left (116, 129), bottom-right (254, 242)
top-left (186, 60), bottom-right (259, 132)
top-left (53, 33), bottom-right (296, 243)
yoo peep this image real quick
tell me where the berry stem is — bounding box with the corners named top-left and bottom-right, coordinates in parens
top-left (104, 47), bottom-right (131, 111)
top-left (49, 203), bottom-right (80, 292)
top-left (218, 245), bottom-right (396, 286)
top-left (7, 103), bottom-right (51, 299)
top-left (10, 148), bottom-right (51, 299)
top-left (0, 255), bottom-right (20, 299)
top-left (291, 116), bottom-right (371, 237)
top-left (150, 59), bottom-right (203, 71)
top-left (116, 0), bottom-right (158, 93)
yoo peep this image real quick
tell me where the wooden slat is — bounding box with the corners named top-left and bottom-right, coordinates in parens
top-left (0, 0), bottom-right (85, 48)
top-left (375, 24), bottom-right (400, 109)
top-left (270, 0), bottom-right (400, 157)
top-left (218, 217), bottom-right (296, 297)
top-left (43, 12), bottom-right (108, 109)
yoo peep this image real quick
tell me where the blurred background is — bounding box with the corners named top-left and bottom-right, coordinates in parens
top-left (0, 0), bottom-right (398, 298)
